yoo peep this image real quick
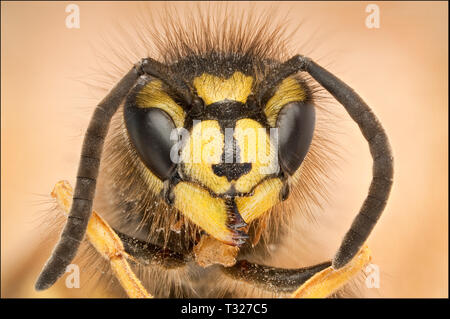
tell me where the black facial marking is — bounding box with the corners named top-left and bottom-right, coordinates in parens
top-left (214, 138), bottom-right (252, 182)
top-left (213, 162), bottom-right (252, 182)
top-left (184, 99), bottom-right (268, 131)
top-left (212, 132), bottom-right (252, 182)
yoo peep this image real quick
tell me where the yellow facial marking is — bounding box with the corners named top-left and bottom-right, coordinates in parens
top-left (235, 178), bottom-right (283, 223)
top-left (233, 119), bottom-right (279, 193)
top-left (180, 119), bottom-right (279, 195)
top-left (136, 80), bottom-right (185, 127)
top-left (173, 182), bottom-right (238, 245)
top-left (180, 120), bottom-right (231, 194)
top-left (175, 120), bottom-right (282, 244)
top-left (193, 72), bottom-right (254, 105)
top-left (265, 77), bottom-right (306, 127)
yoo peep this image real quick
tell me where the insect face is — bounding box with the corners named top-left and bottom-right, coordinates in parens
top-left (35, 10), bottom-right (393, 295)
top-left (124, 66), bottom-right (315, 246)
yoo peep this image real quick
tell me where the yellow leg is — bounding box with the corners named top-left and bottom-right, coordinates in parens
top-left (291, 245), bottom-right (372, 298)
top-left (51, 180), bottom-right (152, 298)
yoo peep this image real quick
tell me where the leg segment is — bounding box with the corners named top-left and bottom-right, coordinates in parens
top-left (116, 231), bottom-right (191, 269)
top-left (291, 245), bottom-right (371, 298)
top-left (221, 246), bottom-right (371, 298)
top-left (50, 180), bottom-right (152, 298)
top-left (222, 260), bottom-right (331, 294)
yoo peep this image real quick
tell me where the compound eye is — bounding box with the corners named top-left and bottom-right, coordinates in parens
top-left (277, 101), bottom-right (315, 175)
top-left (124, 106), bottom-right (177, 181)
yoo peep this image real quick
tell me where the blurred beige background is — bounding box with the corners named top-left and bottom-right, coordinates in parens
top-left (1, 1), bottom-right (448, 298)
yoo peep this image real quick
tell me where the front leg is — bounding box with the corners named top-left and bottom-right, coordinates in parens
top-left (221, 246), bottom-right (371, 298)
top-left (51, 180), bottom-right (152, 298)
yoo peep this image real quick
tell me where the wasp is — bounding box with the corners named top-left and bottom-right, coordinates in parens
top-left (35, 7), bottom-right (393, 298)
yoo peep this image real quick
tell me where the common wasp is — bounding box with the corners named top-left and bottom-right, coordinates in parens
top-left (35, 5), bottom-right (393, 298)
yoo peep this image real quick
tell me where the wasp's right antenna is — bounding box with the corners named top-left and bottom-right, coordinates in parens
top-left (35, 57), bottom-right (195, 291)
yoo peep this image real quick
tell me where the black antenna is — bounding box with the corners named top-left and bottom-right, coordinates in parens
top-left (35, 58), bottom-right (194, 290)
top-left (260, 55), bottom-right (394, 269)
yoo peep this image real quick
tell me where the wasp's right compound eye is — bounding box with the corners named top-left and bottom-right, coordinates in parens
top-left (124, 106), bottom-right (177, 181)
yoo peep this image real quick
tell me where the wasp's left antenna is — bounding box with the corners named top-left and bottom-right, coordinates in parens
top-left (258, 55), bottom-right (394, 269)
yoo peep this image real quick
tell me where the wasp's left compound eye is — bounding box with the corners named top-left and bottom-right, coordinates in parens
top-left (124, 106), bottom-right (177, 181)
top-left (277, 101), bottom-right (315, 175)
